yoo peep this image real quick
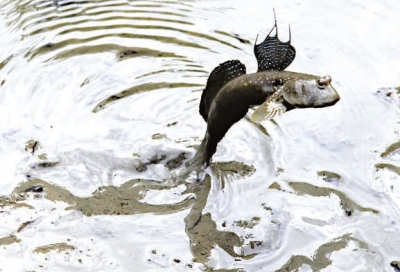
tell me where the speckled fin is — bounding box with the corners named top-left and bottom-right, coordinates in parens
top-left (254, 16), bottom-right (296, 72)
top-left (250, 91), bottom-right (286, 122)
top-left (200, 60), bottom-right (246, 122)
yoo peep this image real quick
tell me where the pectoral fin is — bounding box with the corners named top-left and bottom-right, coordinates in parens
top-left (250, 92), bottom-right (286, 122)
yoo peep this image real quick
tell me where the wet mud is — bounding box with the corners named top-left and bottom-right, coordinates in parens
top-left (276, 234), bottom-right (369, 271)
top-left (1, 160), bottom-right (260, 269)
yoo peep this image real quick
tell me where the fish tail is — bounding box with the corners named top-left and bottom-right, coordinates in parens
top-left (168, 138), bottom-right (209, 182)
top-left (185, 136), bottom-right (210, 170)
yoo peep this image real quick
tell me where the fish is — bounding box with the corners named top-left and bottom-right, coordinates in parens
top-left (186, 13), bottom-right (340, 169)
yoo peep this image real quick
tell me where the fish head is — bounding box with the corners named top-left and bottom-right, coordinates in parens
top-left (282, 75), bottom-right (339, 107)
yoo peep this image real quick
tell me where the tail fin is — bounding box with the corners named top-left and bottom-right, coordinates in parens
top-left (169, 137), bottom-right (210, 182)
top-left (199, 60), bottom-right (246, 121)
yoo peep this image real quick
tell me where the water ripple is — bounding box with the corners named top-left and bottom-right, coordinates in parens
top-left (3, 0), bottom-right (399, 271)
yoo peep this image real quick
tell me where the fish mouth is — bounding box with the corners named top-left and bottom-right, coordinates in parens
top-left (282, 97), bottom-right (340, 109)
top-left (311, 99), bottom-right (339, 108)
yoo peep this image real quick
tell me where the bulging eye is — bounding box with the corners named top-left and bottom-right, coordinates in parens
top-left (317, 80), bottom-right (325, 89)
top-left (317, 76), bottom-right (332, 89)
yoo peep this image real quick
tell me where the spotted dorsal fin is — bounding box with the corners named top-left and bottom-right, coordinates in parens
top-left (254, 13), bottom-right (296, 72)
top-left (199, 60), bottom-right (246, 122)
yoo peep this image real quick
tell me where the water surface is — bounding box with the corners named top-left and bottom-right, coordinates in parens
top-left (1, 0), bottom-right (400, 271)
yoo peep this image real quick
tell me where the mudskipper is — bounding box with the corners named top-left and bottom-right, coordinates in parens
top-left (186, 14), bottom-right (340, 169)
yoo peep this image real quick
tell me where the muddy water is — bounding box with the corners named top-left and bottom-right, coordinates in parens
top-left (1, 0), bottom-right (400, 271)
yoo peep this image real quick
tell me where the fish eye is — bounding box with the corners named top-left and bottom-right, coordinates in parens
top-left (317, 76), bottom-right (331, 89)
top-left (317, 80), bottom-right (325, 89)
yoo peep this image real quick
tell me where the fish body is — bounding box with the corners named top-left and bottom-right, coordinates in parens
top-left (211, 71), bottom-right (337, 109)
top-left (186, 15), bottom-right (340, 168)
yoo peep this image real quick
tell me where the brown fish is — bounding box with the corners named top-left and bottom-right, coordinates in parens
top-left (187, 14), bottom-right (340, 168)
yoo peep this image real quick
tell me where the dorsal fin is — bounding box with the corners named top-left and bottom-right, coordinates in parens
top-left (199, 60), bottom-right (246, 121)
top-left (254, 12), bottom-right (296, 72)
